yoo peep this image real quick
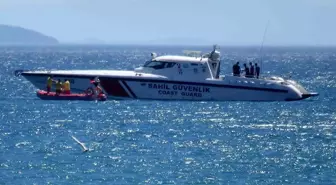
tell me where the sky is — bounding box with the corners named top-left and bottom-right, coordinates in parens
top-left (0, 0), bottom-right (335, 46)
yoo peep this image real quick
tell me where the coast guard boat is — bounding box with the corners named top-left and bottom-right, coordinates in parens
top-left (14, 45), bottom-right (318, 101)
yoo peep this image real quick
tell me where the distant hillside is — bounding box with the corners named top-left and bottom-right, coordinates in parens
top-left (0, 24), bottom-right (58, 45)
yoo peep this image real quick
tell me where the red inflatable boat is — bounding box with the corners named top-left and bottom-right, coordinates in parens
top-left (36, 90), bottom-right (107, 101)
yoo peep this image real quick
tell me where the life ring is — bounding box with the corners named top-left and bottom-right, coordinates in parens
top-left (85, 87), bottom-right (94, 96)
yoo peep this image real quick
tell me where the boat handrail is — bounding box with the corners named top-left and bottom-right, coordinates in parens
top-left (183, 50), bottom-right (202, 57)
top-left (205, 61), bottom-right (214, 79)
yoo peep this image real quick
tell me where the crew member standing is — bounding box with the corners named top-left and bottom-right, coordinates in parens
top-left (232, 62), bottom-right (241, 76)
top-left (243, 63), bottom-right (250, 77)
top-left (255, 63), bottom-right (260, 78)
top-left (46, 76), bottom-right (54, 94)
top-left (249, 62), bottom-right (255, 78)
top-left (55, 79), bottom-right (62, 95)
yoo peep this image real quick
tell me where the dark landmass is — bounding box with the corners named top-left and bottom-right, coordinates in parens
top-left (0, 24), bottom-right (59, 45)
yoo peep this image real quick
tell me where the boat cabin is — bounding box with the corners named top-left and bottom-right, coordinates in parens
top-left (134, 45), bottom-right (221, 81)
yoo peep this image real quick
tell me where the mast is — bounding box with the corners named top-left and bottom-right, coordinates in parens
top-left (259, 20), bottom-right (270, 78)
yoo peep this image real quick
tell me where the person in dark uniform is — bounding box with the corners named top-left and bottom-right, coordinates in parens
top-left (255, 63), bottom-right (260, 78)
top-left (232, 63), bottom-right (236, 75)
top-left (243, 63), bottom-right (250, 77)
top-left (232, 62), bottom-right (241, 76)
top-left (249, 62), bottom-right (255, 78)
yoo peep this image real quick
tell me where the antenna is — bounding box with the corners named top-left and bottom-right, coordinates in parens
top-left (259, 20), bottom-right (270, 77)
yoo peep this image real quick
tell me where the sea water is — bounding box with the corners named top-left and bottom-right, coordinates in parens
top-left (0, 45), bottom-right (335, 184)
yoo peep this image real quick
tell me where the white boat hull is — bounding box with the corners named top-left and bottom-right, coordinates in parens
top-left (103, 78), bottom-right (289, 101)
top-left (14, 45), bottom-right (318, 102)
top-left (17, 71), bottom-right (316, 101)
top-left (22, 74), bottom-right (94, 93)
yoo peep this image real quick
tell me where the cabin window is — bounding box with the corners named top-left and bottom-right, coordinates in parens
top-left (166, 62), bottom-right (176, 68)
top-left (202, 66), bottom-right (206, 72)
top-left (144, 61), bottom-right (166, 69)
top-left (144, 61), bottom-right (177, 69)
top-left (212, 63), bottom-right (217, 69)
top-left (143, 60), bottom-right (151, 66)
top-left (183, 63), bottom-right (189, 68)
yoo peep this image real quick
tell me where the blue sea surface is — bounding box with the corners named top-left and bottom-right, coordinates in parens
top-left (0, 45), bottom-right (335, 184)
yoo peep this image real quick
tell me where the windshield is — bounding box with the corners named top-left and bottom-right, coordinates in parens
top-left (143, 61), bottom-right (176, 70)
top-left (143, 61), bottom-right (166, 69)
top-left (143, 60), bottom-right (151, 66)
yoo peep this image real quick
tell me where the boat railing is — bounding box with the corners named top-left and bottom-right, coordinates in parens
top-left (183, 50), bottom-right (202, 58)
top-left (226, 73), bottom-right (278, 81)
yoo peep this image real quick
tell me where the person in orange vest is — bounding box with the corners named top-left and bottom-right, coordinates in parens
top-left (62, 79), bottom-right (71, 94)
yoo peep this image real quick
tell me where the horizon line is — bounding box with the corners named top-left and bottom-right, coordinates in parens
top-left (1, 43), bottom-right (336, 48)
